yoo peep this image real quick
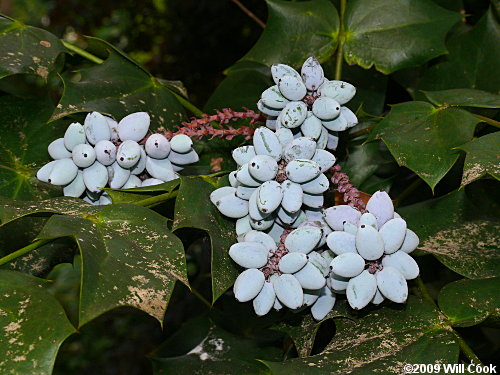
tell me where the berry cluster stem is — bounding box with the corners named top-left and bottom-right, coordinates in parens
top-left (161, 108), bottom-right (266, 140)
top-left (330, 164), bottom-right (367, 212)
top-left (260, 229), bottom-right (292, 278)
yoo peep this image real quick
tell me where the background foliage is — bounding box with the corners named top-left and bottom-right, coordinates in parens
top-left (0, 0), bottom-right (498, 374)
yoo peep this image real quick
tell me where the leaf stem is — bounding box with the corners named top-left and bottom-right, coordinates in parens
top-left (452, 331), bottom-right (483, 366)
top-left (415, 276), bottom-right (437, 308)
top-left (473, 113), bottom-right (500, 129)
top-left (230, 0), bottom-right (266, 29)
top-left (61, 40), bottom-right (203, 116)
top-left (62, 40), bottom-right (104, 64)
top-left (334, 0), bottom-right (347, 80)
top-left (0, 239), bottom-right (52, 266)
top-left (133, 190), bottom-right (179, 208)
top-left (190, 287), bottom-right (212, 309)
top-left (348, 125), bottom-right (376, 138)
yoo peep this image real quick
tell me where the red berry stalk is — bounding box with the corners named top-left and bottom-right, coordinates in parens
top-left (330, 164), bottom-right (367, 212)
top-left (161, 108), bottom-right (265, 140)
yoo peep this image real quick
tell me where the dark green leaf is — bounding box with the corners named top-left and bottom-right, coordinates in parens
top-left (173, 176), bottom-right (238, 303)
top-left (341, 137), bottom-right (387, 187)
top-left (0, 270), bottom-right (75, 374)
top-left (104, 179), bottom-right (180, 204)
top-left (399, 188), bottom-right (500, 279)
top-left (0, 95), bottom-right (62, 200)
top-left (272, 300), bottom-right (353, 357)
top-left (341, 64), bottom-right (388, 115)
top-left (422, 89), bottom-right (500, 108)
top-left (417, 8), bottom-right (500, 92)
top-left (152, 316), bottom-right (279, 375)
top-left (368, 101), bottom-right (479, 190)
top-left (50, 37), bottom-right (187, 129)
top-left (0, 197), bottom-right (188, 326)
top-left (243, 0), bottom-right (339, 67)
top-left (205, 0), bottom-right (339, 111)
top-left (0, 15), bottom-right (66, 80)
top-left (46, 257), bottom-right (82, 327)
top-left (262, 297), bottom-right (459, 374)
top-left (204, 61), bottom-right (271, 111)
top-left (438, 278), bottom-right (500, 327)
top-left (456, 132), bottom-right (500, 185)
top-left (343, 0), bottom-right (461, 74)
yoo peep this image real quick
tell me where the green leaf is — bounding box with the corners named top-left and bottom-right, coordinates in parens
top-left (204, 61), bottom-right (271, 111)
top-left (46, 257), bottom-right (82, 327)
top-left (417, 8), bottom-right (500, 92)
top-left (173, 176), bottom-right (238, 303)
top-left (262, 297), bottom-right (459, 374)
top-left (104, 179), bottom-right (180, 205)
top-left (341, 64), bottom-right (388, 115)
top-left (0, 197), bottom-right (188, 326)
top-left (438, 278), bottom-right (500, 327)
top-left (0, 95), bottom-right (62, 200)
top-left (341, 135), bottom-right (387, 187)
top-left (422, 89), bottom-right (500, 108)
top-left (368, 101), bottom-right (479, 190)
top-left (343, 0), bottom-right (461, 74)
top-left (399, 187), bottom-right (500, 279)
top-left (0, 15), bottom-right (66, 80)
top-left (205, 0), bottom-right (339, 111)
top-left (0, 270), bottom-right (75, 374)
top-left (243, 0), bottom-right (339, 67)
top-left (152, 316), bottom-right (280, 375)
top-left (50, 37), bottom-right (187, 129)
top-left (272, 300), bottom-right (353, 358)
top-left (456, 132), bottom-right (500, 185)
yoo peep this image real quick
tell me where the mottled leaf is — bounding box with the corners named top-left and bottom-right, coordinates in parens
top-left (173, 176), bottom-right (237, 303)
top-left (456, 132), bottom-right (500, 186)
top-left (422, 89), bottom-right (500, 108)
top-left (152, 316), bottom-right (280, 375)
top-left (0, 15), bottom-right (66, 80)
top-left (343, 0), bottom-right (461, 74)
top-left (50, 37), bottom-right (187, 129)
top-left (399, 187), bottom-right (500, 279)
top-left (262, 297), bottom-right (459, 374)
top-left (0, 95), bottom-right (61, 200)
top-left (0, 197), bottom-right (188, 326)
top-left (438, 278), bottom-right (500, 327)
top-left (368, 101), bottom-right (479, 190)
top-left (0, 270), bottom-right (75, 375)
top-left (272, 300), bottom-right (353, 357)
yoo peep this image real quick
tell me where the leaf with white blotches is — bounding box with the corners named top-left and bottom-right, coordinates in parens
top-left (0, 197), bottom-right (188, 326)
top-left (0, 270), bottom-right (75, 374)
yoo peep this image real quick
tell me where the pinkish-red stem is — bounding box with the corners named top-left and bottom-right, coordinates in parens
top-left (157, 108), bottom-right (265, 141)
top-left (260, 229), bottom-right (292, 278)
top-left (330, 164), bottom-right (367, 212)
